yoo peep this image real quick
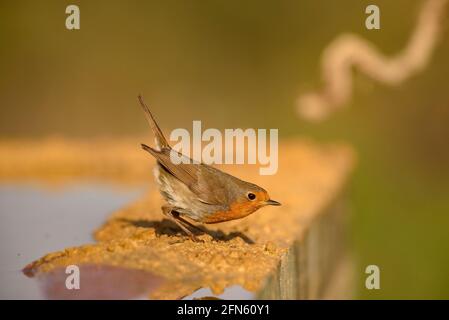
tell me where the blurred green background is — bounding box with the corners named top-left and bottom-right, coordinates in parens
top-left (1, 0), bottom-right (448, 298)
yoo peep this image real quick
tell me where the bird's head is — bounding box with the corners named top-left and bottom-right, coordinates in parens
top-left (232, 182), bottom-right (281, 215)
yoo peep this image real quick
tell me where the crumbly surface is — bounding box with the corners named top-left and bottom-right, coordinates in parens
top-left (15, 138), bottom-right (354, 299)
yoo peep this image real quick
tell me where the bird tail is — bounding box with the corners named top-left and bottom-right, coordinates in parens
top-left (138, 95), bottom-right (170, 150)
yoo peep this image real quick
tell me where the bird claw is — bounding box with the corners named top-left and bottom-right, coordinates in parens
top-left (189, 235), bottom-right (205, 243)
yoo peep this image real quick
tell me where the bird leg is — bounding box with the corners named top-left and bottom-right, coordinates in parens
top-left (176, 214), bottom-right (206, 234)
top-left (161, 205), bottom-right (201, 242)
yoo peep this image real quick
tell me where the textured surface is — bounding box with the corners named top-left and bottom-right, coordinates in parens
top-left (13, 138), bottom-right (354, 299)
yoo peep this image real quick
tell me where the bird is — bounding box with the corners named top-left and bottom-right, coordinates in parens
top-left (138, 95), bottom-right (281, 241)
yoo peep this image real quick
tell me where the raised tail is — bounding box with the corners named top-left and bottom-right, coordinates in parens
top-left (138, 95), bottom-right (170, 150)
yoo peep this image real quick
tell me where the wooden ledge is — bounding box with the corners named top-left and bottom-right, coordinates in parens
top-left (5, 138), bottom-right (355, 299)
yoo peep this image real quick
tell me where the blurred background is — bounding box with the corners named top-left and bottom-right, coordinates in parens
top-left (1, 0), bottom-right (449, 298)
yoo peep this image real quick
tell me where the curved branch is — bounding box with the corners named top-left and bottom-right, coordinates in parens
top-left (297, 0), bottom-right (448, 121)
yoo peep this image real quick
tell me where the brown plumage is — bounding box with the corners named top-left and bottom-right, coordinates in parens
top-left (138, 95), bottom-right (280, 241)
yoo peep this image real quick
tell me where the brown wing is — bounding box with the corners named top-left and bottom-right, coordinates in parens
top-left (141, 144), bottom-right (228, 205)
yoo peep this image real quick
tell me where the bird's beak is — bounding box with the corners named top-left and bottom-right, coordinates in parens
top-left (265, 199), bottom-right (281, 206)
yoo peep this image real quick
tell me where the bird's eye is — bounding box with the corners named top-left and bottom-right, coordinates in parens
top-left (247, 192), bottom-right (256, 200)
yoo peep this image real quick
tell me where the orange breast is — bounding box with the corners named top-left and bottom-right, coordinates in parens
top-left (202, 201), bottom-right (259, 224)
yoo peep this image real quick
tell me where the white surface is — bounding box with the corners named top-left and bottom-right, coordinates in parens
top-left (0, 182), bottom-right (145, 299)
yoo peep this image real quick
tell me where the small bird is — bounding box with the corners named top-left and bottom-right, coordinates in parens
top-left (138, 96), bottom-right (281, 241)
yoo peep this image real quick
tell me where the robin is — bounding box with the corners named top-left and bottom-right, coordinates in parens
top-left (138, 96), bottom-right (281, 241)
